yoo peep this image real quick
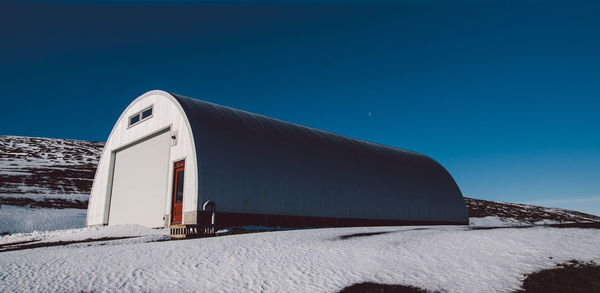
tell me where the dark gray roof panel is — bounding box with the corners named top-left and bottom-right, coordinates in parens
top-left (171, 93), bottom-right (468, 224)
top-left (175, 94), bottom-right (422, 158)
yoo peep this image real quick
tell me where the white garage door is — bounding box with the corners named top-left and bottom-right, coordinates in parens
top-left (108, 130), bottom-right (171, 227)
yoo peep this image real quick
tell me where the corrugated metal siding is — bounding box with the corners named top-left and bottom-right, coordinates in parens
top-left (172, 93), bottom-right (468, 223)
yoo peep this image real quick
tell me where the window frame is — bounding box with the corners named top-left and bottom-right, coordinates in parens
top-left (141, 107), bottom-right (153, 120)
top-left (127, 105), bottom-right (154, 128)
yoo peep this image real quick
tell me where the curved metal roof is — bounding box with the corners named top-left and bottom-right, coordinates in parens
top-left (173, 93), bottom-right (425, 160)
top-left (171, 92), bottom-right (468, 223)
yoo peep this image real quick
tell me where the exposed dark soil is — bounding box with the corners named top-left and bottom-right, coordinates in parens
top-left (338, 260), bottom-right (600, 293)
top-left (0, 164), bottom-right (97, 195)
top-left (339, 282), bottom-right (434, 293)
top-left (465, 197), bottom-right (600, 224)
top-left (0, 136), bottom-right (103, 164)
top-left (0, 236), bottom-right (134, 253)
top-left (470, 222), bottom-right (600, 230)
top-left (547, 222), bottom-right (600, 229)
top-left (0, 239), bottom-right (39, 248)
top-left (0, 196), bottom-right (88, 209)
top-left (0, 135), bottom-right (102, 195)
top-left (518, 260), bottom-right (600, 293)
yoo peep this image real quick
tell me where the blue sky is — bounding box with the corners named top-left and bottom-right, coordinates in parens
top-left (1, 1), bottom-right (599, 215)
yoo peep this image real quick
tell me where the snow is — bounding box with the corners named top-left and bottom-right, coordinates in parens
top-left (470, 216), bottom-right (568, 227)
top-left (1, 225), bottom-right (599, 292)
top-left (469, 216), bottom-right (530, 227)
top-left (0, 224), bottom-right (167, 245)
top-left (0, 205), bottom-right (86, 234)
top-left (533, 219), bottom-right (561, 225)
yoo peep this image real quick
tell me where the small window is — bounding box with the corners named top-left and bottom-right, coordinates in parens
top-left (128, 105), bottom-right (154, 128)
top-left (141, 107), bottom-right (153, 119)
top-left (129, 114), bottom-right (140, 126)
top-left (175, 170), bottom-right (184, 203)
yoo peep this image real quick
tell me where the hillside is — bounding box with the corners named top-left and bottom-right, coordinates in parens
top-left (466, 197), bottom-right (600, 225)
top-left (0, 136), bottom-right (103, 233)
top-left (0, 135), bottom-right (102, 200)
top-left (1, 135), bottom-right (598, 234)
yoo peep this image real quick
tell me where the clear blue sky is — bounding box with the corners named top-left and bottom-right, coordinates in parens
top-left (2, 1), bottom-right (599, 215)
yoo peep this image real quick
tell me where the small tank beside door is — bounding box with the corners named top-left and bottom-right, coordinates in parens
top-left (171, 160), bottom-right (185, 224)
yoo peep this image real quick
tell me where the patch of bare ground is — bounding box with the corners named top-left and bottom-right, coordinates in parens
top-left (0, 164), bottom-right (98, 194)
top-left (0, 237), bottom-right (135, 253)
top-left (0, 135), bottom-right (103, 195)
top-left (465, 197), bottom-right (600, 224)
top-left (0, 196), bottom-right (88, 209)
top-left (518, 260), bottom-right (600, 293)
top-left (339, 282), bottom-right (435, 293)
top-left (470, 222), bottom-right (600, 230)
top-left (547, 222), bottom-right (600, 228)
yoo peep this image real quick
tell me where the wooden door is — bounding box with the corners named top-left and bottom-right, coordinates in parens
top-left (171, 160), bottom-right (185, 224)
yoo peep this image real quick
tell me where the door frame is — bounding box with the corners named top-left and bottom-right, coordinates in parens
top-left (170, 159), bottom-right (185, 224)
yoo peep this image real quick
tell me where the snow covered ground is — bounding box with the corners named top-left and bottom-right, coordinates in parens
top-left (0, 205), bottom-right (86, 234)
top-left (0, 136), bottom-right (99, 234)
top-left (1, 225), bottom-right (599, 292)
top-left (468, 216), bottom-right (563, 227)
top-left (0, 224), bottom-right (167, 246)
top-left (2, 135), bottom-right (600, 292)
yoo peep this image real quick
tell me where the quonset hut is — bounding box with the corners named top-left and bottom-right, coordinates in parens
top-left (86, 90), bottom-right (468, 234)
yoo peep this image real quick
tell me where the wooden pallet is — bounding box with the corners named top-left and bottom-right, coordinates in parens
top-left (169, 224), bottom-right (215, 239)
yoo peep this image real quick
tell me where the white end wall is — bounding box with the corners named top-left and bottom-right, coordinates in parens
top-left (86, 90), bottom-right (197, 227)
